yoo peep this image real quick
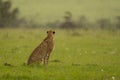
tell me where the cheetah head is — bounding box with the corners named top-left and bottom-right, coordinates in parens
top-left (47, 30), bottom-right (55, 36)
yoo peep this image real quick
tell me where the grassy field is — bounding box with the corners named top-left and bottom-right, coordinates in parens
top-left (0, 28), bottom-right (120, 80)
top-left (11, 0), bottom-right (120, 23)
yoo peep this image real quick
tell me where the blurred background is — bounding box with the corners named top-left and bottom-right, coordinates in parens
top-left (0, 0), bottom-right (120, 30)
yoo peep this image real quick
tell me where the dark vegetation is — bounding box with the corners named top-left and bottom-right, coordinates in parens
top-left (0, 0), bottom-right (120, 30)
top-left (0, 0), bottom-right (19, 27)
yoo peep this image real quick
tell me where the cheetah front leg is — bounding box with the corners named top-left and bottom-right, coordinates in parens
top-left (43, 53), bottom-right (50, 65)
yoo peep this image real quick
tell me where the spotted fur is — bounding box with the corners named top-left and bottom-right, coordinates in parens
top-left (27, 30), bottom-right (55, 65)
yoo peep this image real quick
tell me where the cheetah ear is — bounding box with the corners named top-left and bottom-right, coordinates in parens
top-left (53, 31), bottom-right (55, 34)
top-left (47, 31), bottom-right (48, 33)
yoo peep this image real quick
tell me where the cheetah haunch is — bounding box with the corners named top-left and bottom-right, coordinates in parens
top-left (27, 30), bottom-right (55, 65)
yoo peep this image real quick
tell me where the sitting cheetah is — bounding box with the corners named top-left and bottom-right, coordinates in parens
top-left (27, 30), bottom-right (55, 65)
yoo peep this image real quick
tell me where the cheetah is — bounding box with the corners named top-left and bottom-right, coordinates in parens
top-left (27, 30), bottom-right (55, 65)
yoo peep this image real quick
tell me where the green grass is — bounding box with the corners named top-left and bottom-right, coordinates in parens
top-left (10, 0), bottom-right (120, 23)
top-left (0, 29), bottom-right (120, 80)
